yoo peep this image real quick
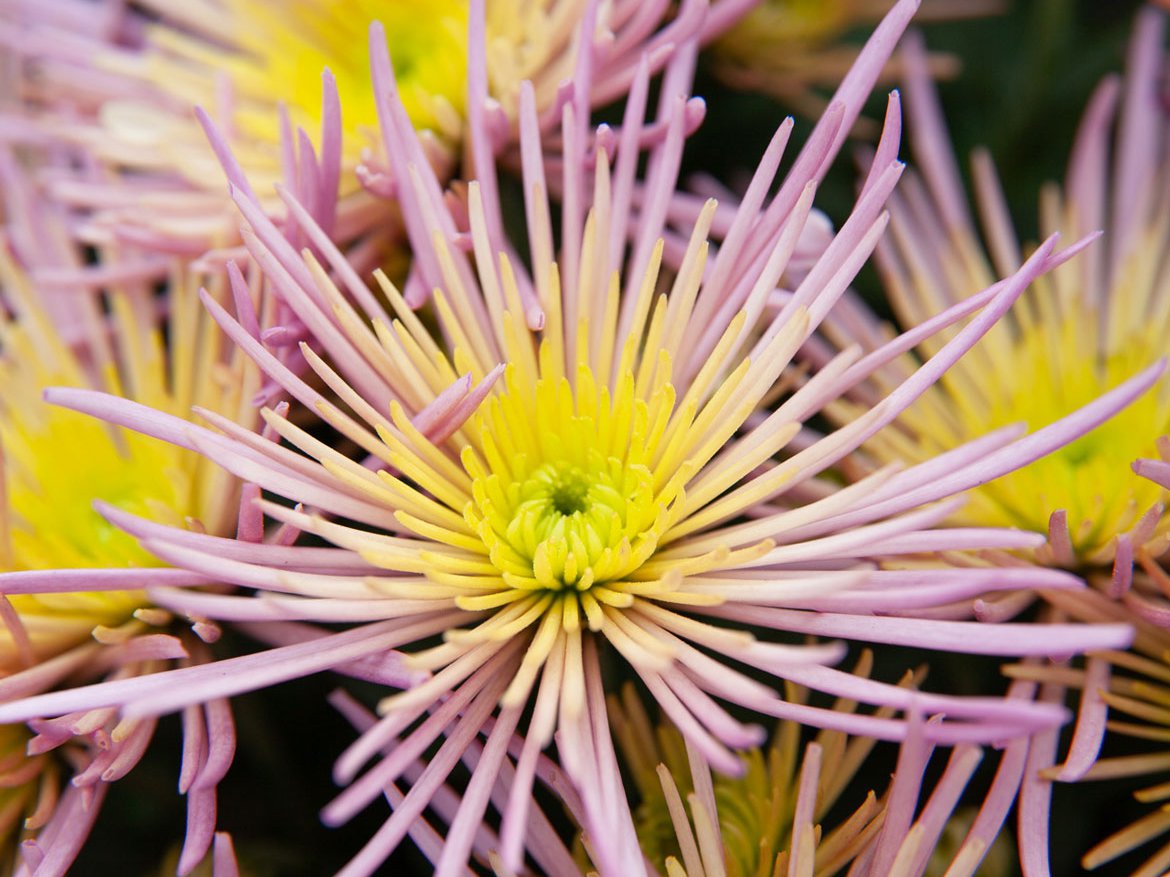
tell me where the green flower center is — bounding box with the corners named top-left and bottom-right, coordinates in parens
top-left (546, 466), bottom-right (590, 517)
top-left (471, 448), bottom-right (661, 593)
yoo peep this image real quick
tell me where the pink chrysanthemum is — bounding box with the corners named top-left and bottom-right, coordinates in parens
top-left (820, 15), bottom-right (1170, 578)
top-left (0, 2), bottom-right (1154, 874)
top-left (328, 666), bottom-right (1026, 877)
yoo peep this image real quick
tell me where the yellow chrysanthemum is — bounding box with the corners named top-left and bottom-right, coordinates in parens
top-left (0, 169), bottom-right (259, 864)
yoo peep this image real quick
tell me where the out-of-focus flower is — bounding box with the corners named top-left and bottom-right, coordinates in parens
top-left (846, 8), bottom-right (1170, 874)
top-left (0, 0), bottom-right (757, 260)
top-left (825, 14), bottom-right (1170, 576)
top-left (610, 665), bottom-right (891, 876)
top-left (708, 0), bottom-right (1001, 120)
top-left (0, 2), bottom-right (1153, 875)
top-left (1011, 434), bottom-right (1170, 876)
top-left (0, 132), bottom-right (262, 873)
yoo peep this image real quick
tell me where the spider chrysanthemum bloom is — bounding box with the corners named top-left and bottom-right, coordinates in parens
top-left (0, 140), bottom-right (262, 873)
top-left (0, 159), bottom-right (252, 661)
top-left (826, 15), bottom-right (1170, 574)
top-left (839, 13), bottom-right (1170, 873)
top-left (1006, 437), bottom-right (1170, 877)
top-left (0, 2), bottom-right (1154, 874)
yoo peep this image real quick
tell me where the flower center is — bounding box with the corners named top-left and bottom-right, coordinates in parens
top-left (463, 368), bottom-right (668, 599)
top-left (546, 466), bottom-right (590, 517)
top-left (469, 450), bottom-right (662, 594)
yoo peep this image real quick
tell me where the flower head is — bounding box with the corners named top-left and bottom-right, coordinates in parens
top-left (826, 15), bottom-right (1170, 572)
top-left (849, 11), bottom-right (1170, 872)
top-left (0, 2), bottom-right (1152, 875)
top-left (0, 139), bottom-right (252, 653)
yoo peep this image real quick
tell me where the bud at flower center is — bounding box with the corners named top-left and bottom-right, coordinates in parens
top-left (464, 369), bottom-right (665, 598)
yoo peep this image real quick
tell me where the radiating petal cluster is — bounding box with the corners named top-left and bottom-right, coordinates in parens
top-left (0, 2), bottom-right (1167, 876)
top-left (340, 660), bottom-right (1026, 877)
top-left (0, 3), bottom-right (1153, 876)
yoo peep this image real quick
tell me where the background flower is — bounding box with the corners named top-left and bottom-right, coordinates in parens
top-left (0, 0), bottom-right (758, 268)
top-left (0, 116), bottom-right (264, 871)
top-left (822, 12), bottom-right (1170, 574)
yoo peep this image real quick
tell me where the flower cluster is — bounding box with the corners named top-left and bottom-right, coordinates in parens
top-left (0, 1), bottom-right (1166, 876)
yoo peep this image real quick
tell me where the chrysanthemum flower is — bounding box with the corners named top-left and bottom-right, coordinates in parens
top-left (825, 15), bottom-right (1170, 573)
top-left (0, 137), bottom-right (263, 872)
top-left (707, 0), bottom-right (1000, 120)
top-left (1, 0), bottom-right (757, 259)
top-left (1007, 438), bottom-right (1170, 876)
top-left (0, 2), bottom-right (1154, 874)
